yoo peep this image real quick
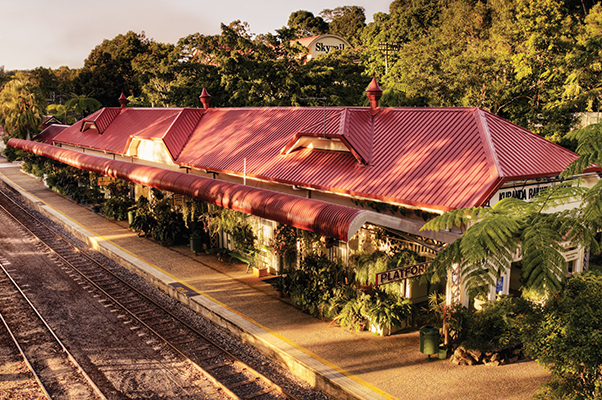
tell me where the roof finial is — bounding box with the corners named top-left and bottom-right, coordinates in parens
top-left (200, 87), bottom-right (211, 110)
top-left (119, 93), bottom-right (128, 108)
top-left (366, 76), bottom-right (383, 115)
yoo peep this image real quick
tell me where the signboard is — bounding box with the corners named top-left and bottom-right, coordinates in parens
top-left (307, 35), bottom-right (351, 60)
top-left (489, 182), bottom-right (555, 207)
top-left (375, 262), bottom-right (430, 286)
top-left (496, 277), bottom-right (504, 293)
top-left (173, 194), bottom-right (185, 206)
top-left (97, 176), bottom-right (115, 186)
top-left (563, 248), bottom-right (580, 262)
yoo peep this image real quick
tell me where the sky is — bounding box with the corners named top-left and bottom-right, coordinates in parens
top-left (1, 0), bottom-right (392, 71)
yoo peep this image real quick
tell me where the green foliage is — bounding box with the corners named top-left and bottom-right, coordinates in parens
top-left (350, 248), bottom-right (419, 296)
top-left (522, 272), bottom-right (602, 399)
top-left (180, 198), bottom-right (208, 229)
top-left (270, 225), bottom-right (297, 266)
top-left (422, 292), bottom-right (467, 345)
top-left (103, 196), bottom-right (133, 221)
top-left (422, 181), bottom-right (593, 297)
top-left (79, 31), bottom-right (152, 106)
top-left (230, 224), bottom-right (256, 254)
top-left (130, 196), bottom-right (157, 237)
top-left (282, 10), bottom-right (329, 40)
top-left (46, 104), bottom-right (75, 124)
top-left (462, 296), bottom-right (539, 352)
top-left (101, 179), bottom-right (134, 221)
top-left (286, 253), bottom-right (348, 319)
top-left (0, 76), bottom-right (46, 139)
top-left (320, 6), bottom-right (366, 45)
top-left (332, 293), bottom-right (370, 332)
top-left (3, 146), bottom-right (28, 162)
top-left (152, 211), bottom-right (185, 245)
top-left (64, 94), bottom-right (102, 120)
top-left (351, 250), bottom-right (388, 286)
top-left (366, 289), bottom-right (412, 330)
top-left (20, 154), bottom-right (48, 177)
top-left (45, 166), bottom-right (80, 195)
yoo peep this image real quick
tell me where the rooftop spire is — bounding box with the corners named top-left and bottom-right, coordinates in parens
top-left (200, 87), bottom-right (211, 110)
top-left (118, 93), bottom-right (128, 108)
top-left (366, 77), bottom-right (383, 115)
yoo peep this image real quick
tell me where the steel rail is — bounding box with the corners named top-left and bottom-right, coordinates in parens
top-left (0, 186), bottom-right (297, 400)
top-left (0, 260), bottom-right (107, 400)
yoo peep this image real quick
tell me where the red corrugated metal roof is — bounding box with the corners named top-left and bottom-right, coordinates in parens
top-left (47, 103), bottom-right (595, 212)
top-left (34, 124), bottom-right (69, 144)
top-left (83, 108), bottom-right (122, 133)
top-left (57, 108), bottom-right (203, 159)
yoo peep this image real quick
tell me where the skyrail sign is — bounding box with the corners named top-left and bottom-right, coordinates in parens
top-left (375, 262), bottom-right (430, 286)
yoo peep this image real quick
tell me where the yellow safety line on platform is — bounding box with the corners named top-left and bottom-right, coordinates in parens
top-left (1, 171), bottom-right (397, 400)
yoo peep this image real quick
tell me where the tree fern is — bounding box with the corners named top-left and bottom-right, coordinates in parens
top-left (421, 121), bottom-right (602, 298)
top-left (521, 218), bottom-right (566, 293)
top-left (561, 122), bottom-right (602, 178)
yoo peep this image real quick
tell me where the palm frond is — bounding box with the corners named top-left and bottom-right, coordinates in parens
top-left (420, 239), bottom-right (462, 285)
top-left (581, 179), bottom-right (602, 222)
top-left (459, 213), bottom-right (520, 266)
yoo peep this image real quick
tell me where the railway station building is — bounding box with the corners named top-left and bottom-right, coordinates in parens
top-left (10, 78), bottom-right (601, 308)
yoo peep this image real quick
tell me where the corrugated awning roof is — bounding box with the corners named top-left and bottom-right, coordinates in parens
top-left (7, 138), bottom-right (374, 241)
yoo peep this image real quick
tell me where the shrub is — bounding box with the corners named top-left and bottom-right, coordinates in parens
top-left (458, 296), bottom-right (539, 352)
top-left (366, 289), bottom-right (412, 330)
top-left (524, 271), bottom-right (602, 399)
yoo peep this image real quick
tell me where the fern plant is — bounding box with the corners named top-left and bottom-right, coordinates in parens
top-left (421, 177), bottom-right (598, 297)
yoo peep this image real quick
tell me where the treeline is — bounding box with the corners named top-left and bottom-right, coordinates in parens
top-left (2, 0), bottom-right (602, 142)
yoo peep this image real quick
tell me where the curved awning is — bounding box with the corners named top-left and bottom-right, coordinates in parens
top-left (9, 138), bottom-right (372, 241)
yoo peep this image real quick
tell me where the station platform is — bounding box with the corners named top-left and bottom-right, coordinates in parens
top-left (0, 157), bottom-right (550, 400)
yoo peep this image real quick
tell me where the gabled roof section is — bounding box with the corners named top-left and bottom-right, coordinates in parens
top-left (80, 108), bottom-right (122, 133)
top-left (54, 107), bottom-right (204, 158)
top-left (34, 124), bottom-right (69, 144)
top-left (162, 109), bottom-right (203, 160)
top-left (281, 108), bottom-right (373, 164)
top-left (126, 108), bottom-right (202, 161)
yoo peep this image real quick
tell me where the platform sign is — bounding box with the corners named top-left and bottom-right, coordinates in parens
top-left (97, 176), bottom-right (115, 186)
top-left (375, 262), bottom-right (430, 286)
top-left (563, 248), bottom-right (580, 262)
top-left (169, 282), bottom-right (199, 297)
top-left (173, 194), bottom-right (185, 206)
top-left (496, 277), bottom-right (504, 293)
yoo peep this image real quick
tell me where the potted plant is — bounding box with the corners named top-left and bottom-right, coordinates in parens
top-left (269, 225), bottom-right (297, 268)
top-left (366, 290), bottom-right (412, 336)
top-left (190, 229), bottom-right (205, 255)
top-left (332, 293), bottom-right (370, 332)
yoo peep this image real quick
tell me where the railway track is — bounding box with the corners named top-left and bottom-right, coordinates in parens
top-left (0, 185), bottom-right (300, 400)
top-left (0, 259), bottom-right (105, 399)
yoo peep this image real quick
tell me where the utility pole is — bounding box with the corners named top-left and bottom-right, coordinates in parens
top-left (378, 42), bottom-right (402, 74)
